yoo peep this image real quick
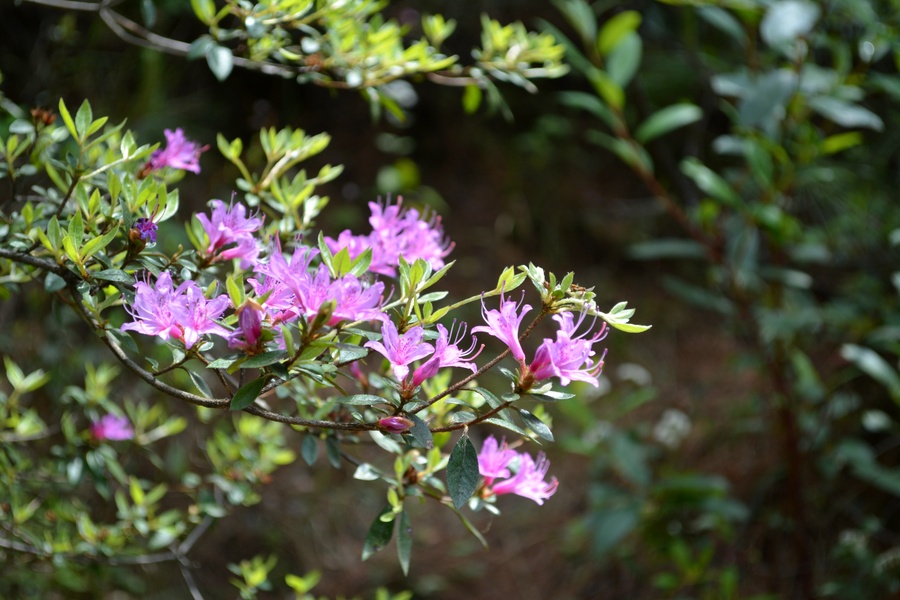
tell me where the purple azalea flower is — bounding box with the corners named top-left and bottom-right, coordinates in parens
top-left (364, 320), bottom-right (434, 382)
top-left (254, 240), bottom-right (384, 327)
top-left (148, 128), bottom-right (206, 173)
top-left (196, 199), bottom-right (263, 268)
top-left (471, 293), bottom-right (532, 363)
top-left (122, 271), bottom-right (230, 349)
top-left (91, 414), bottom-right (134, 441)
top-left (411, 322), bottom-right (482, 387)
top-left (490, 450), bottom-right (559, 505)
top-left (325, 199), bottom-right (453, 277)
top-left (477, 436), bottom-right (519, 486)
top-left (228, 300), bottom-right (265, 353)
top-left (171, 285), bottom-right (231, 349)
top-left (121, 271), bottom-right (183, 341)
top-left (329, 275), bottom-right (386, 325)
top-left (133, 217), bottom-right (158, 243)
top-left (528, 312), bottom-right (608, 387)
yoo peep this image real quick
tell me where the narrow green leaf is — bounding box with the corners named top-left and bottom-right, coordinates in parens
top-left (362, 506), bottom-right (394, 561)
top-left (301, 435), bottom-right (318, 466)
top-left (635, 104), bottom-right (703, 144)
top-left (597, 10), bottom-right (642, 56)
top-left (74, 100), bottom-right (92, 140)
top-left (397, 510), bottom-right (412, 575)
top-left (58, 99), bottom-right (77, 140)
top-left (240, 350), bottom-right (288, 369)
top-left (337, 394), bottom-right (389, 406)
top-left (447, 434), bottom-right (479, 509)
top-left (93, 269), bottom-right (134, 284)
top-left (185, 369), bottom-right (213, 398)
top-left (229, 377), bottom-right (267, 411)
top-left (325, 436), bottom-right (341, 468)
top-left (841, 344), bottom-right (900, 402)
top-left (519, 409), bottom-right (554, 441)
top-left (680, 157), bottom-right (741, 206)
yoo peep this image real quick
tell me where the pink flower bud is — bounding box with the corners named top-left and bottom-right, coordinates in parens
top-left (377, 416), bottom-right (414, 434)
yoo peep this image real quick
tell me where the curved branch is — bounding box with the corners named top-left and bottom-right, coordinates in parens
top-left (64, 280), bottom-right (379, 431)
top-left (0, 247), bottom-right (66, 275)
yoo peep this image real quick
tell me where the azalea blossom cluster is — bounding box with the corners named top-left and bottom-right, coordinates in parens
top-left (90, 414), bottom-right (134, 442)
top-left (117, 129), bottom-right (614, 511)
top-left (326, 200), bottom-right (453, 276)
top-left (474, 294), bottom-right (608, 390)
top-left (146, 128), bottom-right (208, 174)
top-left (477, 436), bottom-right (559, 505)
top-left (122, 196), bottom-right (609, 394)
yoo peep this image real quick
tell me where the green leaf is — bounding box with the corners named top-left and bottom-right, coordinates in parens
top-left (559, 91), bottom-right (618, 130)
top-left (760, 0), bottom-right (820, 47)
top-left (408, 414), bottom-right (434, 449)
top-left (185, 369), bottom-right (213, 398)
top-left (606, 32), bottom-right (642, 88)
top-left (447, 434), bottom-right (479, 509)
top-left (240, 350), bottom-right (288, 369)
top-left (597, 10), bottom-right (642, 56)
top-left (337, 394), bottom-right (389, 406)
top-left (68, 210), bottom-right (84, 247)
top-left (74, 100), bottom-right (92, 140)
top-left (80, 226), bottom-right (119, 261)
top-left (92, 269), bottom-right (134, 284)
top-left (519, 408), bottom-right (554, 441)
top-left (362, 506), bottom-right (394, 561)
top-left (58, 99), bottom-right (77, 140)
top-left (635, 103), bottom-right (703, 144)
top-left (680, 157), bottom-right (741, 206)
top-left (588, 69), bottom-right (625, 111)
top-left (325, 436), bottom-right (341, 468)
top-left (190, 0), bottom-right (215, 24)
top-left (44, 272), bottom-right (67, 293)
top-left (230, 377), bottom-right (267, 411)
top-left (397, 510), bottom-right (412, 576)
top-left (462, 84), bottom-right (482, 114)
top-left (301, 435), bottom-right (318, 466)
top-left (554, 0), bottom-right (597, 43)
top-left (841, 344), bottom-right (900, 402)
top-left (808, 97), bottom-right (884, 131)
top-left (206, 45), bottom-right (233, 81)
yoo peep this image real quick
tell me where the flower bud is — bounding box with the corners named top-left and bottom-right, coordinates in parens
top-left (377, 416), bottom-right (414, 434)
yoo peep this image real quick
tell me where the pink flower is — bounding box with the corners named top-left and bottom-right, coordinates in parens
top-left (228, 300), bottom-right (265, 353)
top-left (377, 416), bottom-right (414, 434)
top-left (411, 322), bottom-right (482, 387)
top-left (364, 320), bottom-right (433, 382)
top-left (91, 414), bottom-right (134, 441)
top-left (122, 271), bottom-right (230, 349)
top-left (196, 199), bottom-right (263, 268)
top-left (528, 312), bottom-right (608, 387)
top-left (171, 285), bottom-right (230, 349)
top-left (477, 436), bottom-right (519, 486)
top-left (490, 451), bottom-right (559, 505)
top-left (148, 128), bottom-right (207, 173)
top-left (325, 199), bottom-right (453, 277)
top-left (254, 240), bottom-right (384, 327)
top-left (471, 293), bottom-right (532, 363)
top-left (133, 217), bottom-right (158, 243)
top-left (477, 435), bottom-right (558, 505)
top-left (121, 271), bottom-right (184, 342)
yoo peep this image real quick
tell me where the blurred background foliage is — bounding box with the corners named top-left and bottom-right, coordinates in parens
top-left (3, 0), bottom-right (900, 598)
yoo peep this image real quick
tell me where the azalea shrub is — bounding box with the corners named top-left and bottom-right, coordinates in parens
top-left (0, 76), bottom-right (647, 596)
